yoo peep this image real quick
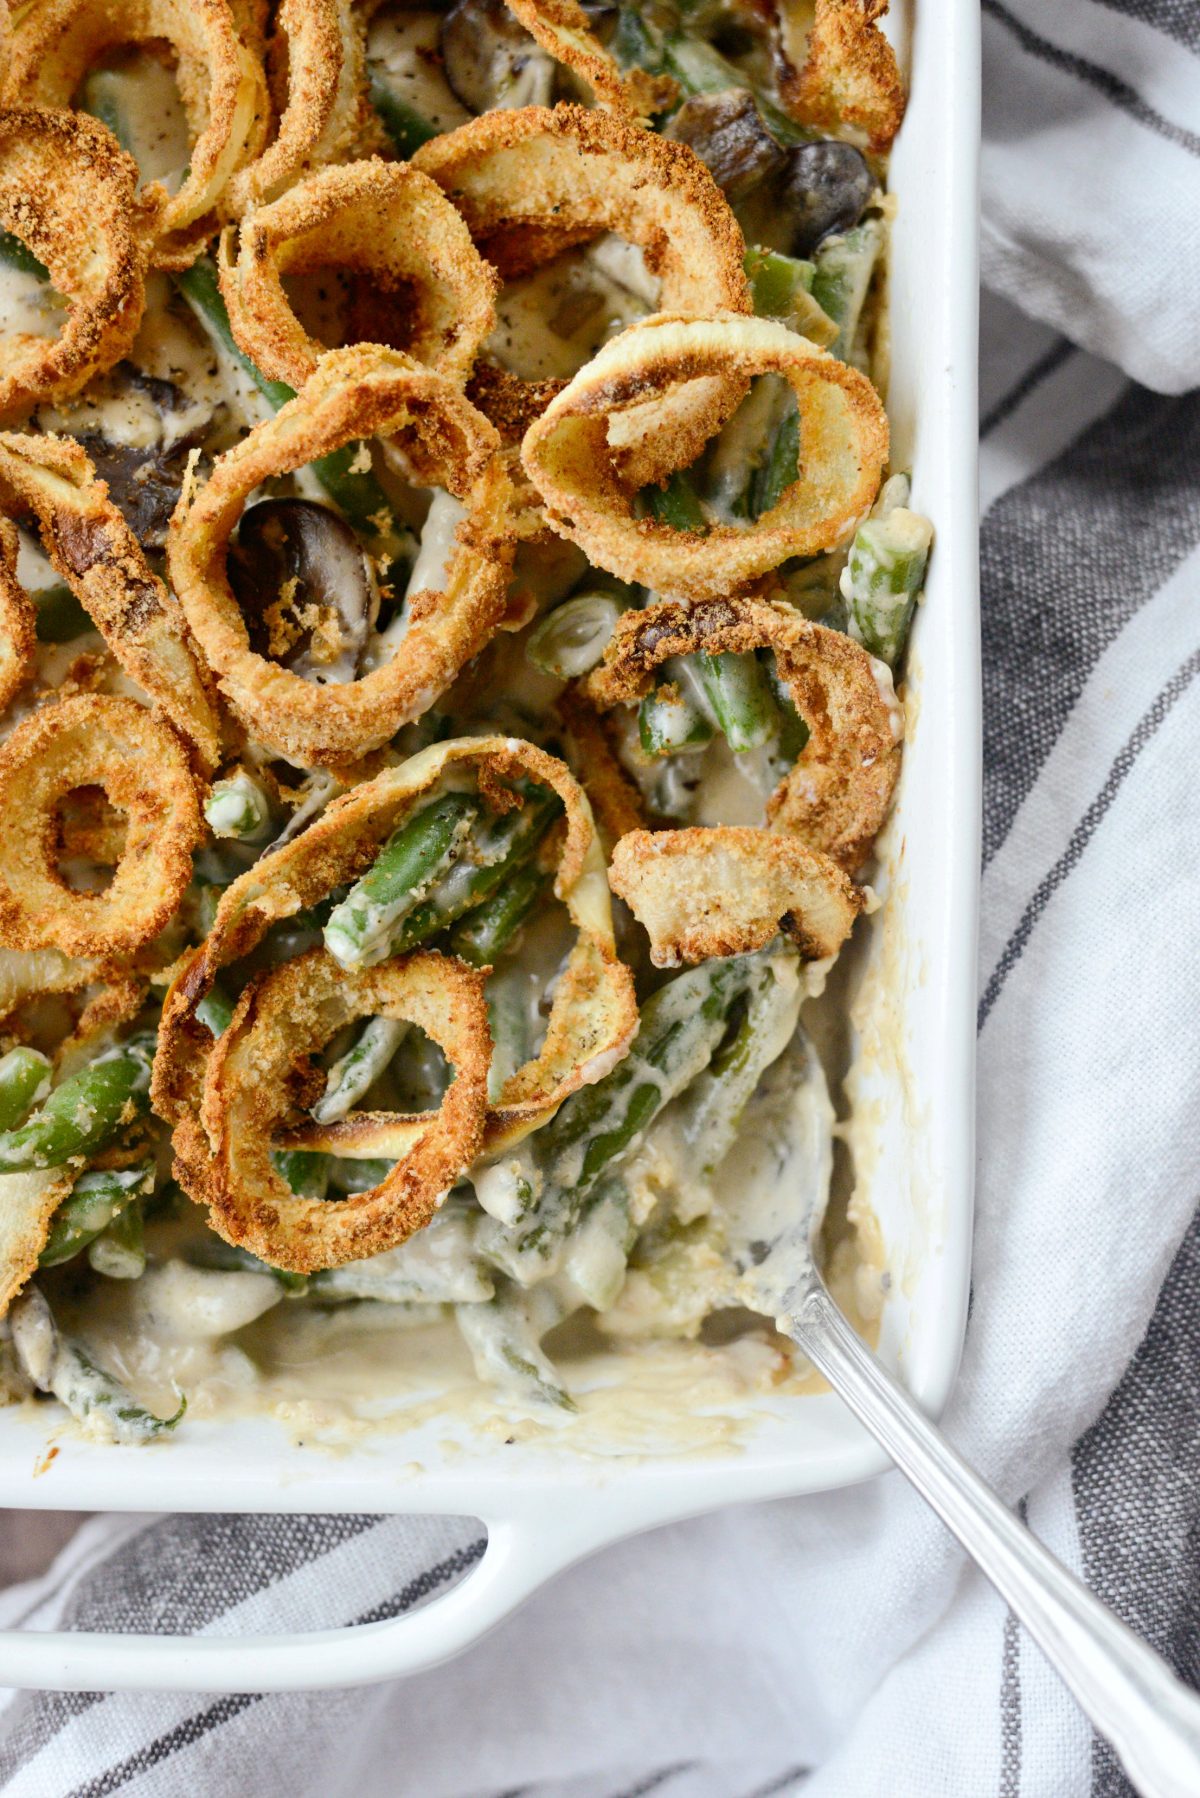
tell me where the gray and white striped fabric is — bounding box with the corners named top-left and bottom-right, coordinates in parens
top-left (3, 4), bottom-right (1200, 1793)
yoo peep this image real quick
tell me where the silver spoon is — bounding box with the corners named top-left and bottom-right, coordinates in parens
top-left (721, 1033), bottom-right (1200, 1798)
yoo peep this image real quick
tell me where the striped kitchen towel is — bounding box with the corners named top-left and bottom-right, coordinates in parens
top-left (2, 3), bottom-right (1200, 1794)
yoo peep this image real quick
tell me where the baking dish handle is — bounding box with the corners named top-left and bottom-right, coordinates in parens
top-left (0, 1507), bottom-right (608, 1692)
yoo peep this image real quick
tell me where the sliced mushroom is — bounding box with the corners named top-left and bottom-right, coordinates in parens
top-left (228, 499), bottom-right (377, 685)
top-left (775, 139), bottom-right (874, 257)
top-left (664, 89), bottom-right (787, 204)
top-left (440, 0), bottom-right (557, 113)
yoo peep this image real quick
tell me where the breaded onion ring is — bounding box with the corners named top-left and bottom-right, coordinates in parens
top-left (198, 948), bottom-right (490, 1272)
top-left (413, 105), bottom-right (751, 438)
top-left (609, 826), bottom-right (862, 967)
top-left (522, 314), bottom-right (889, 600)
top-left (0, 1168), bottom-right (76, 1318)
top-left (226, 0), bottom-right (369, 212)
top-left (0, 694), bottom-right (200, 958)
top-left (0, 431), bottom-right (222, 773)
top-left (218, 159), bottom-right (496, 389)
top-left (0, 517), bottom-right (34, 713)
top-left (556, 681), bottom-right (650, 851)
top-left (776, 0), bottom-right (906, 152)
top-left (504, 0), bottom-right (675, 118)
top-left (585, 596), bottom-right (902, 872)
top-left (167, 345), bottom-right (514, 766)
top-left (0, 108), bottom-right (146, 419)
top-left (8, 0), bottom-right (269, 266)
top-left (152, 735), bottom-right (637, 1171)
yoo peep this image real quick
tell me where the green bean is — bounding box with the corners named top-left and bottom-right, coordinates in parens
top-left (561, 1179), bottom-right (634, 1311)
top-left (449, 862), bottom-right (549, 969)
top-left (455, 1279), bottom-right (574, 1410)
top-left (481, 954), bottom-right (765, 1273)
top-left (272, 1149), bottom-right (330, 1200)
top-left (369, 75), bottom-right (440, 157)
top-left (811, 219), bottom-right (883, 364)
top-left (39, 1162), bottom-right (154, 1267)
top-left (661, 32), bottom-right (815, 145)
top-left (638, 662), bottom-right (716, 758)
top-left (749, 405), bottom-right (799, 518)
top-left (325, 786), bottom-right (562, 970)
top-left (695, 651), bottom-right (780, 752)
top-left (9, 1287), bottom-right (184, 1444)
top-left (204, 772), bottom-right (272, 841)
top-left (674, 952), bottom-right (802, 1178)
top-left (646, 469), bottom-right (708, 534)
top-left (196, 987), bottom-right (235, 1039)
top-left (310, 1205), bottom-right (492, 1305)
top-left (842, 504), bottom-right (933, 668)
top-left (0, 1037), bottom-right (154, 1174)
top-left (744, 246), bottom-right (815, 318)
top-left (174, 258), bottom-right (410, 555)
top-left (324, 793), bottom-right (483, 970)
top-left (525, 592), bottom-right (625, 680)
top-left (313, 1017), bottom-right (408, 1124)
top-left (186, 1236), bottom-right (309, 1294)
top-left (0, 230), bottom-right (49, 280)
top-left (327, 1157), bottom-right (395, 1196)
top-left (32, 583), bottom-right (93, 644)
top-left (0, 1047), bottom-right (52, 1132)
top-left (87, 1197), bottom-right (146, 1280)
top-left (79, 69), bottom-right (136, 154)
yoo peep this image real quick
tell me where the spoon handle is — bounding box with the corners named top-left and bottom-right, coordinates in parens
top-left (789, 1284), bottom-right (1200, 1798)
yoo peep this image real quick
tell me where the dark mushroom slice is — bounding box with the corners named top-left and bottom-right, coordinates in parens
top-left (64, 365), bottom-right (217, 549)
top-left (775, 140), bottom-right (875, 258)
top-left (440, 0), bottom-right (557, 113)
top-left (228, 499), bottom-right (378, 685)
top-left (664, 88), bottom-right (787, 204)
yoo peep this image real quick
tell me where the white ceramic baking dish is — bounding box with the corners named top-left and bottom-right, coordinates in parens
top-left (0, 0), bottom-right (980, 1692)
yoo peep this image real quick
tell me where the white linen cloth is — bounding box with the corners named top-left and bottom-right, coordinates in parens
top-left (3, 4), bottom-right (1200, 1793)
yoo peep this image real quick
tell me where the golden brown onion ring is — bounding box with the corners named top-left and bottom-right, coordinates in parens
top-left (0, 431), bottom-right (223, 773)
top-left (556, 682), bottom-right (650, 852)
top-left (503, 0), bottom-right (676, 117)
top-left (152, 735), bottom-right (637, 1169)
top-left (0, 517), bottom-right (34, 713)
top-left (7, 0), bottom-right (269, 266)
top-left (198, 948), bottom-right (490, 1272)
top-left (218, 158), bottom-right (496, 389)
top-left (609, 825), bottom-right (862, 967)
top-left (167, 345), bottom-right (514, 766)
top-left (585, 595), bottom-right (902, 872)
top-left (775, 0), bottom-right (905, 151)
top-left (0, 1168), bottom-right (75, 1319)
top-left (0, 694), bottom-right (201, 959)
top-left (413, 105), bottom-right (751, 439)
top-left (522, 314), bottom-right (889, 600)
top-left (226, 0), bottom-right (368, 212)
top-left (0, 108), bottom-right (146, 419)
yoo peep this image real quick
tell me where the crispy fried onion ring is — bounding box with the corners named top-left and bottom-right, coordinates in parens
top-left (0, 517), bottom-right (34, 713)
top-left (522, 314), bottom-right (889, 600)
top-left (226, 0), bottom-right (369, 212)
top-left (197, 949), bottom-right (490, 1272)
top-left (556, 682), bottom-right (649, 851)
top-left (413, 105), bottom-right (751, 439)
top-left (152, 736), bottom-right (637, 1182)
top-left (776, 0), bottom-right (905, 152)
top-left (504, 0), bottom-right (676, 118)
top-left (0, 431), bottom-right (222, 773)
top-left (0, 694), bottom-right (200, 958)
top-left (0, 1167), bottom-right (76, 1318)
top-left (585, 596), bottom-right (902, 872)
top-left (8, 0), bottom-right (269, 266)
top-left (218, 159), bottom-right (496, 389)
top-left (166, 345), bottom-right (514, 766)
top-left (609, 826), bottom-right (862, 968)
top-left (0, 108), bottom-right (146, 419)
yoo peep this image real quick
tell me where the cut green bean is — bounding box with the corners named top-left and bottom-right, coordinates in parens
top-left (696, 651), bottom-right (780, 752)
top-left (526, 592), bottom-right (625, 680)
top-left (841, 503), bottom-right (933, 668)
top-left (310, 1206), bottom-right (492, 1305)
top-left (0, 1036), bottom-right (155, 1174)
top-left (638, 666), bottom-right (716, 758)
top-left (675, 952), bottom-right (802, 1179)
top-left (204, 771), bottom-right (272, 841)
top-left (0, 1047), bottom-right (52, 1132)
top-left (196, 987), bottom-right (235, 1039)
top-left (9, 1287), bottom-right (184, 1444)
top-left (175, 258), bottom-right (410, 555)
top-left (39, 1162), bottom-right (155, 1267)
top-left (646, 469), bottom-right (708, 533)
top-left (33, 584), bottom-right (93, 644)
top-left (369, 75), bottom-right (440, 157)
top-left (661, 33), bottom-right (815, 145)
top-left (87, 1197), bottom-right (146, 1280)
top-left (811, 219), bottom-right (883, 364)
top-left (745, 246), bottom-right (815, 317)
top-left (313, 1017), bottom-right (408, 1124)
top-left (455, 1280), bottom-right (574, 1410)
top-left (449, 862), bottom-right (549, 969)
top-left (324, 793), bottom-right (483, 970)
top-left (562, 1179), bottom-right (634, 1311)
top-left (272, 1149), bottom-right (330, 1201)
top-left (749, 405), bottom-right (799, 518)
